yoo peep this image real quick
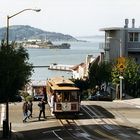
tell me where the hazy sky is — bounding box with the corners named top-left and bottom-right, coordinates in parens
top-left (0, 0), bottom-right (140, 36)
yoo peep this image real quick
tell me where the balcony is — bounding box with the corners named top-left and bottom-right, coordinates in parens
top-left (127, 42), bottom-right (140, 52)
top-left (99, 42), bottom-right (110, 51)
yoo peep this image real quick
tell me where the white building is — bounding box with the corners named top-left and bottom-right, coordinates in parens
top-left (71, 55), bottom-right (96, 79)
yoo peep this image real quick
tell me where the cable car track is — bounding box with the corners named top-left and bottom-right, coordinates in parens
top-left (54, 102), bottom-right (134, 140)
top-left (81, 104), bottom-right (132, 140)
top-left (58, 118), bottom-right (93, 140)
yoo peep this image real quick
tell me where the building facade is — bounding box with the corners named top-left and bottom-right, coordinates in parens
top-left (100, 19), bottom-right (140, 64)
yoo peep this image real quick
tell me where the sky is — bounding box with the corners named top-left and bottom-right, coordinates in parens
top-left (0, 0), bottom-right (140, 37)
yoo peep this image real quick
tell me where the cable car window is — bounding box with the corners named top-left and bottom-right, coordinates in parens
top-left (70, 91), bottom-right (78, 101)
top-left (63, 92), bottom-right (69, 102)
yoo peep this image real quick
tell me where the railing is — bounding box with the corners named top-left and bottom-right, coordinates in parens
top-left (127, 42), bottom-right (140, 52)
top-left (99, 42), bottom-right (110, 51)
top-left (48, 64), bottom-right (74, 71)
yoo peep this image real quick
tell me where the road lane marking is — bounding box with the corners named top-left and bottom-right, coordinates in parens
top-left (42, 129), bottom-right (61, 134)
top-left (1, 104), bottom-right (6, 125)
top-left (53, 130), bottom-right (63, 140)
top-left (119, 133), bottom-right (130, 138)
top-left (94, 129), bottom-right (118, 140)
top-left (103, 124), bottom-right (113, 130)
top-left (74, 132), bottom-right (92, 140)
top-left (43, 129), bottom-right (63, 140)
top-left (136, 105), bottom-right (140, 108)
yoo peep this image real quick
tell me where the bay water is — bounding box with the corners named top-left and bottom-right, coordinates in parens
top-left (28, 37), bottom-right (104, 81)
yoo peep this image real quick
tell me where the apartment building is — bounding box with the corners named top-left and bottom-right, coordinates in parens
top-left (100, 19), bottom-right (140, 64)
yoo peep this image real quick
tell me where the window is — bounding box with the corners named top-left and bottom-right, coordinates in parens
top-left (63, 92), bottom-right (70, 102)
top-left (129, 33), bottom-right (133, 41)
top-left (129, 32), bottom-right (139, 42)
top-left (70, 92), bottom-right (78, 101)
top-left (134, 33), bottom-right (138, 41)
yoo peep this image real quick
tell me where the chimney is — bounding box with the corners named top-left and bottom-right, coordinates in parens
top-left (100, 52), bottom-right (104, 63)
top-left (124, 19), bottom-right (129, 28)
top-left (132, 18), bottom-right (135, 28)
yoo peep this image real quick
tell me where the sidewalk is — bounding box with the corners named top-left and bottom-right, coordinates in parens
top-left (113, 94), bottom-right (140, 107)
top-left (1, 97), bottom-right (139, 140)
top-left (122, 98), bottom-right (140, 106)
top-left (0, 102), bottom-right (55, 140)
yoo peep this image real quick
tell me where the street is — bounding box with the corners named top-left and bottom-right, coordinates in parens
top-left (0, 100), bottom-right (140, 140)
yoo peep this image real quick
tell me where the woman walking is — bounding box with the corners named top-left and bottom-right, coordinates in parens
top-left (22, 101), bottom-right (28, 123)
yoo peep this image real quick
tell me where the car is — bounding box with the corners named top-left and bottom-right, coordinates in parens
top-left (10, 95), bottom-right (23, 102)
top-left (33, 94), bottom-right (44, 101)
top-left (88, 91), bottom-right (112, 101)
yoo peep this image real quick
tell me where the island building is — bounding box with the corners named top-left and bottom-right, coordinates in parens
top-left (100, 19), bottom-right (140, 64)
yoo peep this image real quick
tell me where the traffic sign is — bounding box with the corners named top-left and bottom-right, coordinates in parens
top-left (117, 57), bottom-right (125, 64)
top-left (117, 57), bottom-right (126, 72)
top-left (117, 63), bottom-right (125, 71)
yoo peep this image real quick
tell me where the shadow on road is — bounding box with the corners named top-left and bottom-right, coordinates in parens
top-left (0, 123), bottom-right (139, 140)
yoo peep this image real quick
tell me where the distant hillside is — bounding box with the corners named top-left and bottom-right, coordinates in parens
top-left (0, 25), bottom-right (78, 42)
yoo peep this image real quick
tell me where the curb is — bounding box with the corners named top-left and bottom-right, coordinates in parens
top-left (13, 131), bottom-right (24, 140)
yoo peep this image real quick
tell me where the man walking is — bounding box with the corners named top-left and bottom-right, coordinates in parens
top-left (28, 100), bottom-right (33, 118)
top-left (38, 98), bottom-right (46, 120)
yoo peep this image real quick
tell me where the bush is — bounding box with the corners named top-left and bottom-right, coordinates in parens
top-left (25, 95), bottom-right (33, 101)
top-left (81, 90), bottom-right (89, 100)
top-left (20, 91), bottom-right (29, 100)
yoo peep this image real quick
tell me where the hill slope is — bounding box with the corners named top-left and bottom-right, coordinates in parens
top-left (0, 25), bottom-right (78, 42)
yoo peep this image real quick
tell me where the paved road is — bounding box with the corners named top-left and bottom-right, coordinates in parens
top-left (80, 100), bottom-right (140, 139)
top-left (0, 99), bottom-right (140, 140)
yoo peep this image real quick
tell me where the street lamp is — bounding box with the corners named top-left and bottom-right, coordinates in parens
top-left (107, 37), bottom-right (123, 100)
top-left (6, 8), bottom-right (41, 47)
top-left (4, 8), bottom-right (41, 138)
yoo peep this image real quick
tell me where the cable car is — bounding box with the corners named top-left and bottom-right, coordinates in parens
top-left (46, 77), bottom-right (80, 115)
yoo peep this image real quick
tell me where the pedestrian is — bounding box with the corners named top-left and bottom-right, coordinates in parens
top-left (22, 101), bottom-right (28, 123)
top-left (38, 98), bottom-right (46, 120)
top-left (28, 100), bottom-right (33, 118)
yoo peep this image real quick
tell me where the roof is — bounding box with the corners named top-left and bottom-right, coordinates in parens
top-left (100, 27), bottom-right (140, 32)
top-left (71, 62), bottom-right (86, 71)
top-left (47, 77), bottom-right (79, 91)
top-left (100, 27), bottom-right (124, 31)
top-left (50, 77), bottom-right (74, 85)
top-left (31, 80), bottom-right (46, 87)
top-left (90, 55), bottom-right (100, 66)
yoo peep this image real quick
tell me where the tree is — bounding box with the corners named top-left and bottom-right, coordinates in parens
top-left (88, 60), bottom-right (98, 88)
top-left (72, 78), bottom-right (89, 100)
top-left (88, 61), bottom-right (112, 90)
top-left (111, 57), bottom-right (140, 97)
top-left (123, 57), bottom-right (140, 97)
top-left (0, 40), bottom-right (33, 137)
top-left (0, 40), bottom-right (33, 101)
top-left (73, 79), bottom-right (89, 92)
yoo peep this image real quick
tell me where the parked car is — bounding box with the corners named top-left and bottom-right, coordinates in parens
top-left (88, 91), bottom-right (112, 101)
top-left (33, 94), bottom-right (44, 101)
top-left (10, 95), bottom-right (23, 102)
